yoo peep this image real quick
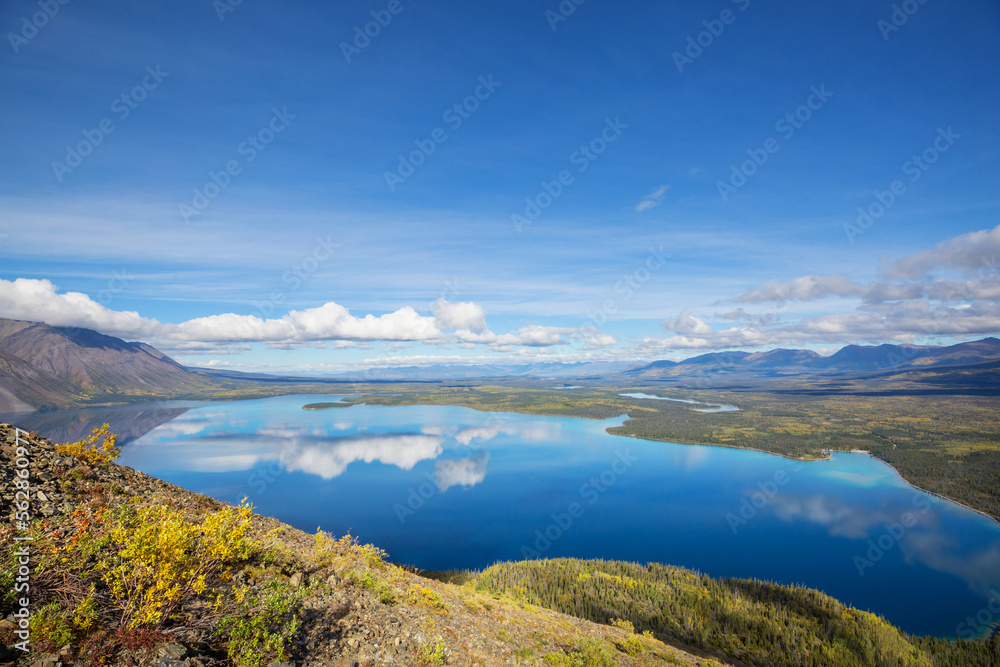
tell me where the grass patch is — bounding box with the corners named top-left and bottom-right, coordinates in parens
top-left (346, 569), bottom-right (397, 604)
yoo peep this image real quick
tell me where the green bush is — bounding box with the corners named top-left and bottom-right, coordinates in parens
top-left (216, 580), bottom-right (302, 667)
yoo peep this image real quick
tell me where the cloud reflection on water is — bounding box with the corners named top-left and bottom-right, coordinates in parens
top-left (123, 420), bottom-right (447, 479)
top-left (766, 492), bottom-right (1000, 597)
top-left (123, 411), bottom-right (552, 490)
top-left (284, 434), bottom-right (443, 479)
top-left (435, 452), bottom-right (490, 491)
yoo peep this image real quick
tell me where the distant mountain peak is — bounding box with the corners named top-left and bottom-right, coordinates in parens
top-left (626, 338), bottom-right (1000, 379)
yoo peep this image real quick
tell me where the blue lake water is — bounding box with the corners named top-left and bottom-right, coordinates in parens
top-left (8, 394), bottom-right (1000, 639)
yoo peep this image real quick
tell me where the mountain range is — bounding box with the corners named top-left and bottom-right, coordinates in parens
top-left (623, 338), bottom-right (1000, 379)
top-left (1, 316), bottom-right (998, 412)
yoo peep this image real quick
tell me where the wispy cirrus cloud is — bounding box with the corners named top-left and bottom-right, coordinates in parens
top-left (635, 185), bottom-right (670, 212)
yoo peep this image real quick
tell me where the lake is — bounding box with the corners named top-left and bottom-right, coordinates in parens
top-left (6, 393), bottom-right (1000, 639)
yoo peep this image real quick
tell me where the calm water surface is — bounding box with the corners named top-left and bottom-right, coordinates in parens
top-left (618, 392), bottom-right (741, 412)
top-left (7, 394), bottom-right (1000, 639)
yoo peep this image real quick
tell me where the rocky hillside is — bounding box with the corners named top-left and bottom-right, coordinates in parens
top-left (0, 424), bottom-right (728, 667)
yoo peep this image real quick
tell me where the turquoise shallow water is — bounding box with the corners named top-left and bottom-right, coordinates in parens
top-left (7, 394), bottom-right (1000, 639)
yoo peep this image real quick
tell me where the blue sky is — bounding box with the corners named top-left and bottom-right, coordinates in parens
top-left (1, 0), bottom-right (998, 373)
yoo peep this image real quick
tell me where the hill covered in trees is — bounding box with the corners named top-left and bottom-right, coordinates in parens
top-left (432, 558), bottom-right (1000, 667)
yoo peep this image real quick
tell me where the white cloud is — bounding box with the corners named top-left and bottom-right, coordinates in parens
top-left (680, 226), bottom-right (1000, 353)
top-left (640, 300), bottom-right (1000, 354)
top-left (421, 425), bottom-right (456, 437)
top-left (174, 302), bottom-right (441, 343)
top-left (663, 313), bottom-right (713, 335)
top-left (0, 278), bottom-right (495, 347)
top-left (636, 184), bottom-right (670, 212)
top-left (8, 220), bottom-right (1000, 365)
top-left (0, 277), bottom-right (162, 338)
top-left (455, 324), bottom-right (573, 348)
top-left (433, 298), bottom-right (487, 331)
top-left (639, 335), bottom-right (713, 350)
top-left (885, 223), bottom-right (1000, 279)
top-left (734, 275), bottom-right (864, 303)
top-left (924, 276), bottom-right (1000, 302)
top-left (575, 327), bottom-right (617, 348)
top-left (0, 278), bottom-right (602, 356)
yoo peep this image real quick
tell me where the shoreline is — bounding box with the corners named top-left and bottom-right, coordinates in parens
top-left (607, 429), bottom-right (832, 463)
top-left (340, 393), bottom-right (1000, 524)
top-left (864, 452), bottom-right (1000, 525)
top-left (606, 425), bottom-right (1000, 524)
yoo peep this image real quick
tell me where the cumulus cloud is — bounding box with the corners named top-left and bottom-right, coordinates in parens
top-left (174, 302), bottom-right (441, 343)
top-left (0, 278), bottom-right (595, 354)
top-left (734, 273), bottom-right (1000, 307)
top-left (9, 220), bottom-right (1000, 363)
top-left (433, 298), bottom-right (487, 331)
top-left (455, 324), bottom-right (573, 349)
top-left (575, 327), bottom-right (617, 348)
top-left (923, 276), bottom-right (1000, 302)
top-left (0, 278), bottom-right (162, 339)
top-left (717, 309), bottom-right (781, 326)
top-left (0, 278), bottom-right (447, 343)
top-left (663, 313), bottom-right (713, 335)
top-left (2, 279), bottom-right (563, 351)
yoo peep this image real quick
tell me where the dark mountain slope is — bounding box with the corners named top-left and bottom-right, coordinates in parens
top-left (0, 348), bottom-right (82, 412)
top-left (0, 318), bottom-right (215, 408)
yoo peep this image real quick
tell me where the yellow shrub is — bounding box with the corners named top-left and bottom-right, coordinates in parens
top-left (408, 584), bottom-right (450, 614)
top-left (101, 500), bottom-right (257, 628)
top-left (610, 617), bottom-right (634, 633)
top-left (73, 587), bottom-right (98, 630)
top-left (57, 423), bottom-right (120, 466)
top-left (313, 529), bottom-right (359, 570)
top-left (359, 542), bottom-right (389, 569)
